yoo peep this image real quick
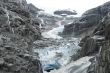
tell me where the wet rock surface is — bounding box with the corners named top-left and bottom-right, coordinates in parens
top-left (0, 0), bottom-right (43, 73)
top-left (70, 1), bottom-right (110, 73)
top-left (88, 11), bottom-right (110, 73)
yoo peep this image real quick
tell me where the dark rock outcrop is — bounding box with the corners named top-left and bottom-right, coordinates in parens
top-left (0, 0), bottom-right (43, 73)
top-left (63, 1), bottom-right (110, 73)
top-left (87, 10), bottom-right (110, 73)
top-left (72, 35), bottom-right (104, 61)
top-left (93, 41), bottom-right (110, 73)
top-left (63, 14), bottom-right (101, 36)
top-left (79, 36), bottom-right (99, 56)
top-left (63, 1), bottom-right (110, 36)
top-left (71, 1), bottom-right (110, 73)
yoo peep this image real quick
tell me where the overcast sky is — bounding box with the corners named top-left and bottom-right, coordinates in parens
top-left (26, 0), bottom-right (110, 16)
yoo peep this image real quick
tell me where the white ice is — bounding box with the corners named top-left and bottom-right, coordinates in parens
top-left (44, 56), bottom-right (93, 73)
top-left (42, 21), bottom-right (64, 39)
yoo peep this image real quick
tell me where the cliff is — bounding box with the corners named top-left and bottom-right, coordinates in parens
top-left (0, 0), bottom-right (43, 73)
top-left (63, 1), bottom-right (110, 73)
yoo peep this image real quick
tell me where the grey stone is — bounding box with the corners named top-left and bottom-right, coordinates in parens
top-left (0, 58), bottom-right (4, 65)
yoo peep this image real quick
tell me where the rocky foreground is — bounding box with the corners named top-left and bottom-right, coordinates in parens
top-left (63, 1), bottom-right (110, 73)
top-left (0, 0), bottom-right (43, 73)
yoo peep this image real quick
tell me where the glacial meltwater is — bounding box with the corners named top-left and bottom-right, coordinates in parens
top-left (34, 21), bottom-right (93, 73)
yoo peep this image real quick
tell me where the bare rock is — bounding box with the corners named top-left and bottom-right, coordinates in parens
top-left (0, 0), bottom-right (43, 73)
top-left (0, 58), bottom-right (4, 65)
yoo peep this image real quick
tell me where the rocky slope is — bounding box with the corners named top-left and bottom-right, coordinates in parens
top-left (63, 1), bottom-right (110, 36)
top-left (0, 0), bottom-right (43, 73)
top-left (87, 10), bottom-right (110, 73)
top-left (63, 1), bottom-right (110, 73)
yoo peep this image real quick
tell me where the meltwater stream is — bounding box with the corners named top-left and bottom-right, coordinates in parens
top-left (41, 21), bottom-right (64, 39)
top-left (34, 21), bottom-right (93, 73)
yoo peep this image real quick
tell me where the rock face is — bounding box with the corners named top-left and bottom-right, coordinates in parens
top-left (87, 40), bottom-right (110, 73)
top-left (0, 0), bottom-right (43, 73)
top-left (79, 36), bottom-right (99, 57)
top-left (63, 11), bottom-right (102, 36)
top-left (72, 1), bottom-right (110, 73)
top-left (88, 12), bottom-right (110, 73)
top-left (64, 1), bottom-right (110, 73)
top-left (63, 1), bottom-right (110, 36)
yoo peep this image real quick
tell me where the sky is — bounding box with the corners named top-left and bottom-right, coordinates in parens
top-left (26, 0), bottom-right (110, 16)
